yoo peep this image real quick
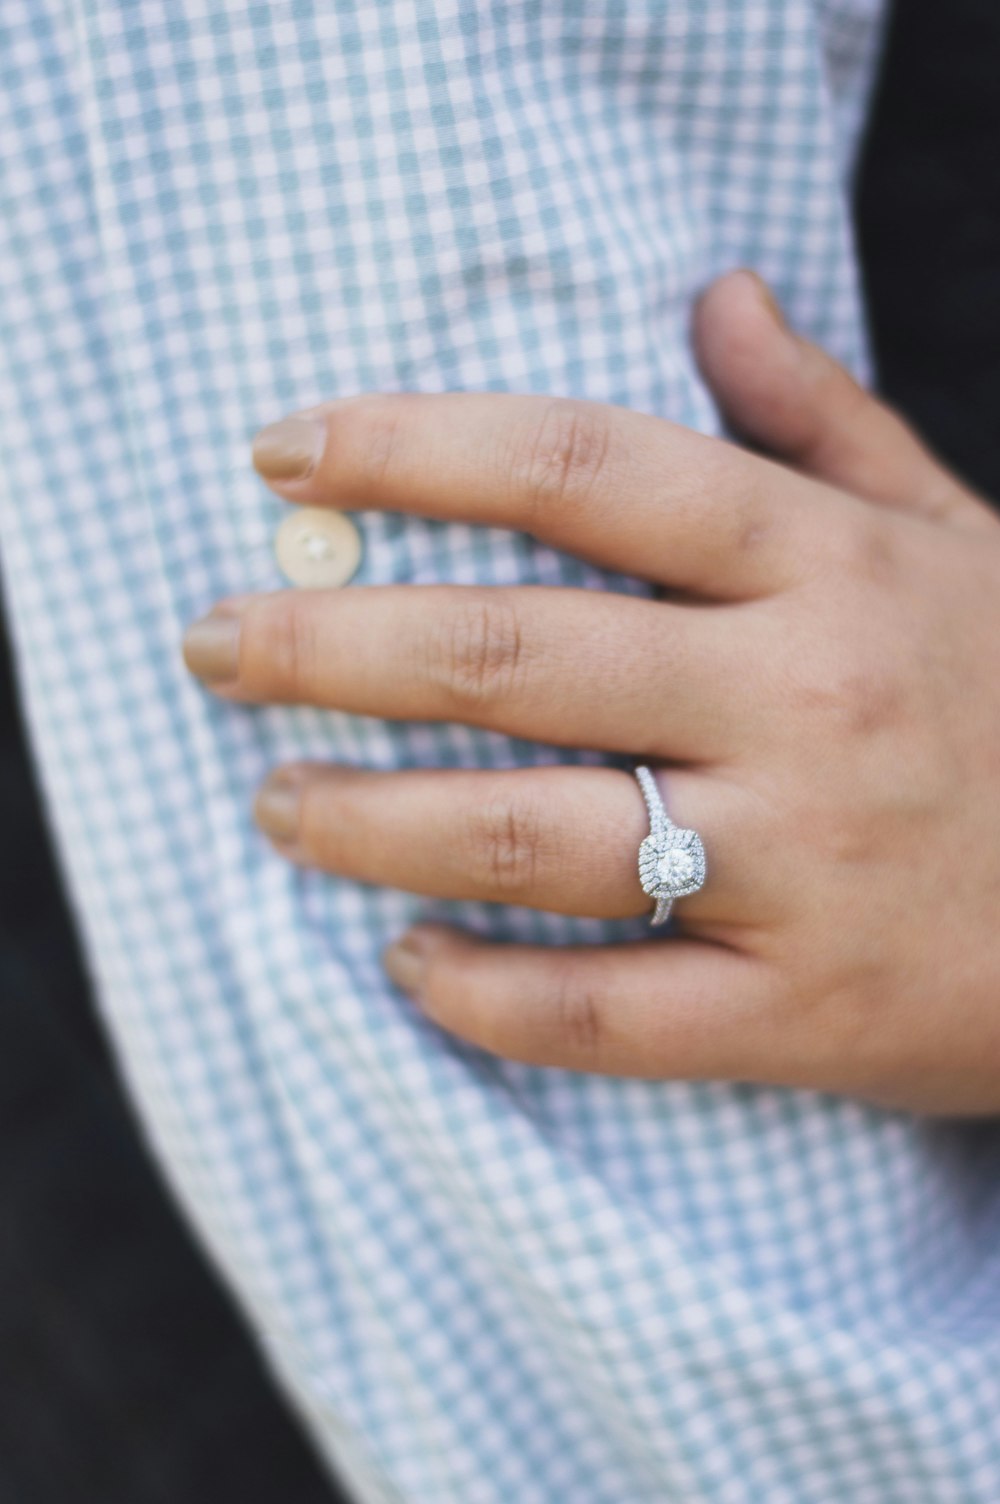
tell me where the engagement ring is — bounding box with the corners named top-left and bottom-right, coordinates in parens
top-left (634, 765), bottom-right (707, 926)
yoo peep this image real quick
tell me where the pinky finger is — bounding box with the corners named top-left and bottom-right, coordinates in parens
top-left (383, 924), bottom-right (783, 1080)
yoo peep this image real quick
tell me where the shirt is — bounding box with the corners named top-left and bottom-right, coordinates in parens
top-left (4, 4), bottom-right (1000, 1502)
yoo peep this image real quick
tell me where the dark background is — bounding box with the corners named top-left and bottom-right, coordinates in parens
top-left (1, 1), bottom-right (999, 1498)
top-left (856, 0), bottom-right (1000, 501)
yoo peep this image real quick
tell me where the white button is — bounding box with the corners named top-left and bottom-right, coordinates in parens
top-left (274, 507), bottom-right (362, 588)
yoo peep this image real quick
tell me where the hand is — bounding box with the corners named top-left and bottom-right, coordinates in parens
top-left (182, 271), bottom-right (1000, 1114)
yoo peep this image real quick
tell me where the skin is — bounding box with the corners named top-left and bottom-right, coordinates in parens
top-left (182, 270), bottom-right (1000, 1114)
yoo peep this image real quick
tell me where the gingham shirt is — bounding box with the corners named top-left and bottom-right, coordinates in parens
top-left (4, 4), bottom-right (1000, 1502)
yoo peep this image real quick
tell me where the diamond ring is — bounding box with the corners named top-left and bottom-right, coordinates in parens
top-left (634, 765), bottom-right (707, 926)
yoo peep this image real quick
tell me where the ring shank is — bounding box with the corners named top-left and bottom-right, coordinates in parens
top-left (634, 764), bottom-right (705, 928)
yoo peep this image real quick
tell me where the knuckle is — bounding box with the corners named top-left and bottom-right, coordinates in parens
top-left (853, 517), bottom-right (900, 587)
top-left (815, 659), bottom-right (901, 738)
top-left (730, 471), bottom-right (779, 555)
top-left (432, 593), bottom-right (526, 710)
top-left (294, 780), bottom-right (323, 856)
top-left (551, 965), bottom-right (605, 1058)
top-left (348, 393), bottom-right (411, 488)
top-left (467, 791), bottom-right (545, 896)
top-left (801, 800), bottom-right (879, 867)
top-left (510, 397), bottom-right (613, 518)
top-left (833, 509), bottom-right (900, 587)
top-left (664, 447), bottom-right (780, 565)
top-left (786, 614), bottom-right (903, 741)
top-left (252, 598), bottom-right (320, 699)
top-left (298, 776), bottom-right (353, 866)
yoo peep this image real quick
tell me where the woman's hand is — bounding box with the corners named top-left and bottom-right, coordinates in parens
top-left (182, 271), bottom-right (1000, 1114)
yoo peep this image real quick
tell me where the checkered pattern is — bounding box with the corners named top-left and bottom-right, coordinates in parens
top-left (3, 4), bottom-right (1000, 1501)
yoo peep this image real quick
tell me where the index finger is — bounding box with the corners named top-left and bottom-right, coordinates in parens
top-left (252, 392), bottom-right (857, 601)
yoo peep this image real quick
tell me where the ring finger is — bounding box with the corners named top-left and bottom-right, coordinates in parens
top-left (254, 763), bottom-right (771, 928)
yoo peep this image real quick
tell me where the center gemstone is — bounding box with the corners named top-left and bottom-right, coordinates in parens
top-left (657, 847), bottom-right (696, 887)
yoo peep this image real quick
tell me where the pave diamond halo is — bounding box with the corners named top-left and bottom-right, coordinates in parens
top-left (634, 766), bottom-right (707, 926)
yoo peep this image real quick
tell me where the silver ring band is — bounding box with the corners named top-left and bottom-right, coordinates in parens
top-left (635, 766), bottom-right (707, 926)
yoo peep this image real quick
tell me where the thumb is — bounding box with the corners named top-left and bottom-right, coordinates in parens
top-left (693, 269), bottom-right (993, 533)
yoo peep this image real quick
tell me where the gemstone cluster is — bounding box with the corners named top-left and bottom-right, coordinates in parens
top-left (638, 824), bottom-right (707, 904)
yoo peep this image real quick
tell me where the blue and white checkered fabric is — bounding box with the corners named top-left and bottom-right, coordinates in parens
top-left (4, 4), bottom-right (1000, 1501)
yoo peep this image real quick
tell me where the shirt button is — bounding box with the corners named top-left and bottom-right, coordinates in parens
top-left (273, 507), bottom-right (362, 588)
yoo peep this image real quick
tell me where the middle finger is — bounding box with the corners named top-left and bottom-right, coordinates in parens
top-left (185, 585), bottom-right (757, 762)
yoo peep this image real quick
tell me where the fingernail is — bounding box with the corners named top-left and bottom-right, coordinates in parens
top-left (383, 931), bottom-right (430, 1000)
top-left (254, 771), bottom-right (302, 843)
top-left (182, 612), bottom-right (241, 683)
top-left (252, 416), bottom-right (326, 482)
